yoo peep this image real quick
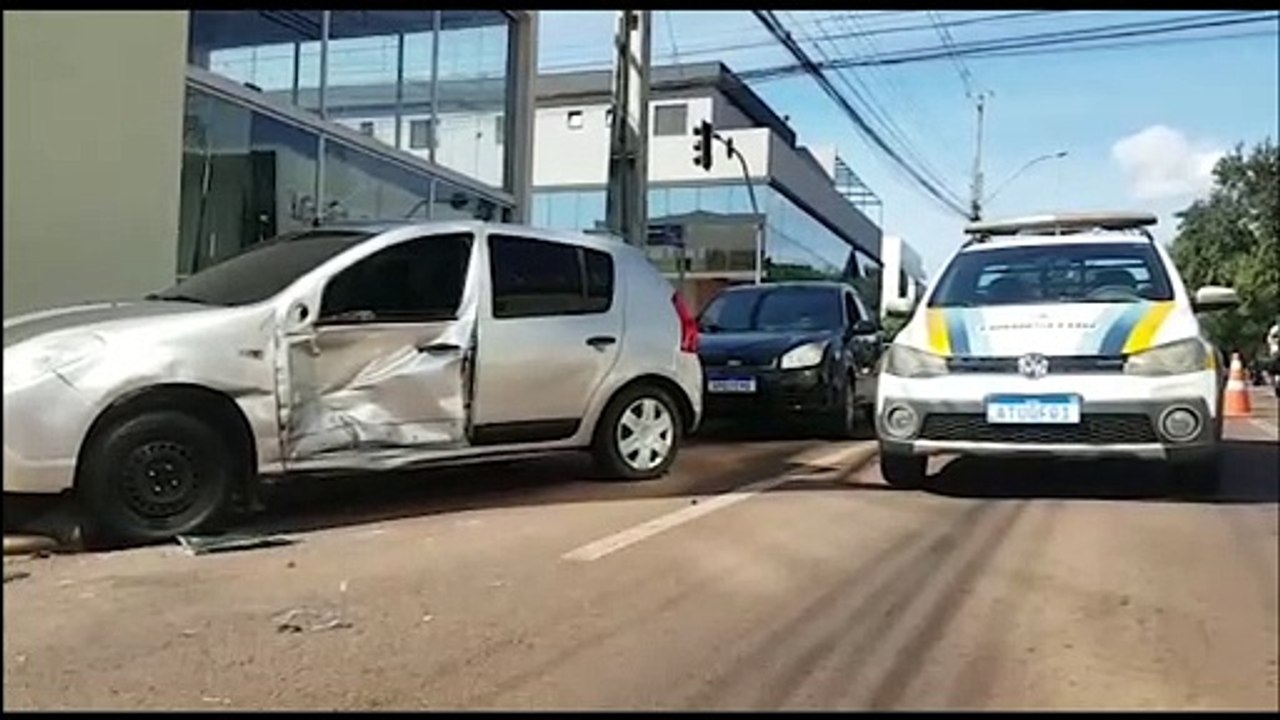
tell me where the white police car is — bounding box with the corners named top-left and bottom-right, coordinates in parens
top-left (875, 212), bottom-right (1239, 494)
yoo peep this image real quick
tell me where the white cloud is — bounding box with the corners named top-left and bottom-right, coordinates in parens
top-left (1111, 125), bottom-right (1224, 201)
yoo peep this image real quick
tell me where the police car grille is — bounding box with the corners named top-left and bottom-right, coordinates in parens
top-left (919, 413), bottom-right (1157, 444)
top-left (946, 356), bottom-right (1126, 374)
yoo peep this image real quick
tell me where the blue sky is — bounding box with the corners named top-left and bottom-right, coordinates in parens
top-left (538, 10), bottom-right (1279, 276)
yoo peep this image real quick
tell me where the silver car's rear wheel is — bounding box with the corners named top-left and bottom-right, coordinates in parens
top-left (616, 397), bottom-right (676, 472)
top-left (593, 385), bottom-right (683, 480)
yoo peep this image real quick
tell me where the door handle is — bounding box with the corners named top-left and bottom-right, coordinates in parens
top-left (586, 335), bottom-right (617, 348)
top-left (418, 342), bottom-right (462, 355)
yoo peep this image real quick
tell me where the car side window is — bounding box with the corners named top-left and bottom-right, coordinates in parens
top-left (318, 233), bottom-right (472, 324)
top-left (489, 234), bottom-right (614, 318)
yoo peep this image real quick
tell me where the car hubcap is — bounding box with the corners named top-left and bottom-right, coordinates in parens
top-left (616, 397), bottom-right (674, 472)
top-left (120, 441), bottom-right (201, 519)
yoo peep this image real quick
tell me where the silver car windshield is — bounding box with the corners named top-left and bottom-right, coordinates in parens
top-left (147, 230), bottom-right (373, 307)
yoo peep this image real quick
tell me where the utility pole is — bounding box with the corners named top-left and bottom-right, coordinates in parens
top-left (968, 91), bottom-right (988, 222)
top-left (605, 10), bottom-right (651, 247)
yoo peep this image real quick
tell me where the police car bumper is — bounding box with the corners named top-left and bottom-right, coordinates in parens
top-left (876, 369), bottom-right (1219, 462)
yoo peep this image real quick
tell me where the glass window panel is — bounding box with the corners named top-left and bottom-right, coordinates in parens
top-left (432, 179), bottom-right (502, 222)
top-left (544, 192), bottom-right (576, 230)
top-left (532, 194), bottom-right (551, 227)
top-left (576, 191), bottom-right (606, 231)
top-left (189, 11), bottom-right (323, 112)
top-left (326, 12), bottom-right (436, 151)
top-left (649, 188), bottom-right (670, 220)
top-left (323, 140), bottom-right (433, 222)
top-left (177, 88), bottom-right (319, 275)
top-left (653, 103), bottom-right (688, 137)
top-left (697, 185), bottom-right (731, 214)
top-left (668, 186), bottom-right (697, 216)
top-left (435, 11), bottom-right (511, 190)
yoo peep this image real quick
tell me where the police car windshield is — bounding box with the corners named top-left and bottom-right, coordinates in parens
top-left (929, 242), bottom-right (1174, 308)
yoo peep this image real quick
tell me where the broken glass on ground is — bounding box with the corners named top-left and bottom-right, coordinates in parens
top-left (176, 532), bottom-right (295, 556)
top-left (274, 607), bottom-right (352, 633)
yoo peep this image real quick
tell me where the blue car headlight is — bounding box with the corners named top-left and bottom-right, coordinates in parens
top-left (779, 341), bottom-right (828, 370)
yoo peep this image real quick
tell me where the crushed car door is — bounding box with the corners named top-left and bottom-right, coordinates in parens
top-left (278, 232), bottom-right (478, 463)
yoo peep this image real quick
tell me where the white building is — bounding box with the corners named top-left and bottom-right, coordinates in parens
top-left (532, 62), bottom-right (885, 313)
top-left (879, 234), bottom-right (927, 317)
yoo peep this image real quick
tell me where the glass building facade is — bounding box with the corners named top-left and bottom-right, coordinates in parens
top-left (532, 181), bottom-right (884, 315)
top-left (179, 11), bottom-right (522, 276)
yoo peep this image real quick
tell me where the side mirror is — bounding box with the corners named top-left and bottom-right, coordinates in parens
top-left (885, 297), bottom-right (915, 318)
top-left (848, 318), bottom-right (878, 337)
top-left (1192, 286), bottom-right (1240, 313)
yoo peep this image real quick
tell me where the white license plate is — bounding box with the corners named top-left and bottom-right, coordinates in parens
top-left (985, 395), bottom-right (1081, 424)
top-left (708, 377), bottom-right (757, 394)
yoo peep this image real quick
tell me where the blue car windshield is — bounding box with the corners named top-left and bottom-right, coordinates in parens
top-left (700, 286), bottom-right (843, 333)
top-left (929, 242), bottom-right (1174, 308)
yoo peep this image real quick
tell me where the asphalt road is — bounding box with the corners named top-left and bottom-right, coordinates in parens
top-left (4, 403), bottom-right (1277, 710)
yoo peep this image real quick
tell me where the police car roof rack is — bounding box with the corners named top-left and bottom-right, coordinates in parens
top-left (963, 212), bottom-right (1158, 246)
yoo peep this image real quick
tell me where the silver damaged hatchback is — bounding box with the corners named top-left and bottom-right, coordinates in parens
top-left (3, 222), bottom-right (704, 544)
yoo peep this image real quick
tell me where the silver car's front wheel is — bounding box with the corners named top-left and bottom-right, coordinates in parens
top-left (593, 385), bottom-right (683, 480)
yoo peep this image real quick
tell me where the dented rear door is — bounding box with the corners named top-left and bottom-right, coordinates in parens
top-left (279, 232), bottom-right (478, 463)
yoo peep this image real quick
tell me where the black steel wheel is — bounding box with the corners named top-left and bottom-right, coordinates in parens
top-left (79, 410), bottom-right (237, 546)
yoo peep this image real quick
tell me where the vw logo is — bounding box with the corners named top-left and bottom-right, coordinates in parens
top-left (1017, 353), bottom-right (1050, 379)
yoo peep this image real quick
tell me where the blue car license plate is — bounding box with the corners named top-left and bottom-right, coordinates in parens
top-left (985, 394), bottom-right (1081, 424)
top-left (708, 377), bottom-right (757, 394)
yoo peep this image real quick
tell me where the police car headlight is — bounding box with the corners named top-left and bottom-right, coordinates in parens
top-left (884, 344), bottom-right (949, 378)
top-left (3, 333), bottom-right (106, 390)
top-left (779, 341), bottom-right (828, 370)
top-left (1124, 338), bottom-right (1208, 377)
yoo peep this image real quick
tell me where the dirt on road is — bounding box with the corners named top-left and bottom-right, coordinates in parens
top-left (4, 426), bottom-right (1277, 711)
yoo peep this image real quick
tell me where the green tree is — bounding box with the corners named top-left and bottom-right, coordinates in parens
top-left (1171, 138), bottom-right (1279, 361)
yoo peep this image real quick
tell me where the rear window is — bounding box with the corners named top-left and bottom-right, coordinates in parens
top-left (929, 242), bottom-right (1174, 308)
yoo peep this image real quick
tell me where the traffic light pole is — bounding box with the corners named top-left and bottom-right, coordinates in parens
top-left (724, 141), bottom-right (764, 285)
top-left (715, 133), bottom-right (764, 285)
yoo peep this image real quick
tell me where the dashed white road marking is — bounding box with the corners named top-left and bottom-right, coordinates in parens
top-left (562, 441), bottom-right (876, 563)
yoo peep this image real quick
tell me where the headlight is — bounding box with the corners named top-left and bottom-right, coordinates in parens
top-left (3, 333), bottom-right (106, 389)
top-left (884, 344), bottom-right (949, 378)
top-left (1124, 338), bottom-right (1208, 377)
top-left (779, 341), bottom-right (827, 370)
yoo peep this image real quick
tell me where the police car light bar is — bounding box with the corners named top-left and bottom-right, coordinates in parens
top-left (965, 212), bottom-right (1157, 240)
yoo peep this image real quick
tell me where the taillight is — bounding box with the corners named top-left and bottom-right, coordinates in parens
top-left (672, 292), bottom-right (699, 353)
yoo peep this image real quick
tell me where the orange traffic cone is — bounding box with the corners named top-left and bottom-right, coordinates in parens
top-left (1222, 352), bottom-right (1252, 417)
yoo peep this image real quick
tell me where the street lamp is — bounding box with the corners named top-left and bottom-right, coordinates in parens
top-left (985, 150), bottom-right (1068, 207)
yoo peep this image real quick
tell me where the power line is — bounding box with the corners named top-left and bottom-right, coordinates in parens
top-left (752, 10), bottom-right (970, 217)
top-left (540, 10), bottom-right (1058, 72)
top-left (824, 12), bottom-right (972, 192)
top-left (801, 13), bottom-right (965, 202)
top-left (740, 11), bottom-right (1275, 80)
top-left (928, 10), bottom-right (977, 97)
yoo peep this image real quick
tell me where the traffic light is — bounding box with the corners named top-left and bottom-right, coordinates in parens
top-left (692, 120), bottom-right (714, 171)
